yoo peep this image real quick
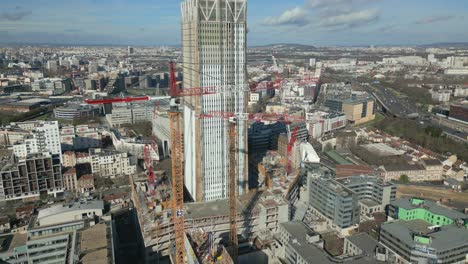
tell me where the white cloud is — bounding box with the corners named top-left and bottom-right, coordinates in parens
top-left (415, 15), bottom-right (455, 25)
top-left (262, 7), bottom-right (310, 26)
top-left (320, 8), bottom-right (380, 28)
top-left (306, 0), bottom-right (379, 9)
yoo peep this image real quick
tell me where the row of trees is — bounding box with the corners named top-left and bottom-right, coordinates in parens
top-left (375, 118), bottom-right (468, 161)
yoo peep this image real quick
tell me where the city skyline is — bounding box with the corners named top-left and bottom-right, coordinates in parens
top-left (1, 0), bottom-right (467, 46)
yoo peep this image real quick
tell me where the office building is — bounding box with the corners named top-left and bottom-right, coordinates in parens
top-left (0, 201), bottom-right (112, 264)
top-left (324, 92), bottom-right (376, 125)
top-left (308, 176), bottom-right (360, 229)
top-left (248, 122), bottom-right (287, 154)
top-left (337, 175), bottom-right (396, 216)
top-left (106, 103), bottom-right (153, 127)
top-left (182, 0), bottom-right (248, 201)
top-left (307, 174), bottom-right (396, 229)
top-left (54, 103), bottom-right (100, 120)
top-left (380, 219), bottom-right (468, 264)
top-left (307, 111), bottom-right (347, 139)
top-left (0, 152), bottom-right (63, 201)
top-left (388, 198), bottom-right (468, 227)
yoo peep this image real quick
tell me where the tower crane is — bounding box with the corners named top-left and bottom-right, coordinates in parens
top-left (197, 111), bottom-right (308, 177)
top-left (168, 62), bottom-right (186, 264)
top-left (228, 118), bottom-right (239, 263)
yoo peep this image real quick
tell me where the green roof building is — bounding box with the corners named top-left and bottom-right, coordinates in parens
top-left (388, 198), bottom-right (468, 228)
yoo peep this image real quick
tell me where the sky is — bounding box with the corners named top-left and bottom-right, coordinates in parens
top-left (0, 0), bottom-right (467, 46)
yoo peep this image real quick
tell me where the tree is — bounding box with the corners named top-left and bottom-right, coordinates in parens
top-left (324, 143), bottom-right (333, 152)
top-left (399, 175), bottom-right (410, 184)
top-left (461, 182), bottom-right (468, 191)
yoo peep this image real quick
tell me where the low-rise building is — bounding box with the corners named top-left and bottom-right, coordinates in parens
top-left (381, 163), bottom-right (427, 181)
top-left (15, 205), bottom-right (34, 220)
top-left (0, 217), bottom-right (10, 233)
top-left (63, 167), bottom-right (78, 192)
top-left (388, 198), bottom-right (468, 227)
top-left (278, 221), bottom-right (378, 264)
top-left (77, 174), bottom-right (95, 193)
top-left (63, 150), bottom-right (77, 167)
top-left (54, 103), bottom-right (100, 120)
top-left (381, 160), bottom-right (444, 182)
top-left (344, 232), bottom-right (395, 262)
top-left (380, 219), bottom-right (468, 264)
top-left (0, 206), bottom-right (114, 264)
top-left (36, 200), bottom-right (104, 226)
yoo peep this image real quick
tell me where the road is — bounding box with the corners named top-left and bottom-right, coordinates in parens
top-left (364, 83), bottom-right (421, 118)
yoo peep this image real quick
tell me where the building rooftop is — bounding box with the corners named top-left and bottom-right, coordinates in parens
top-left (37, 201), bottom-right (104, 220)
top-left (346, 232), bottom-right (381, 256)
top-left (79, 223), bottom-right (111, 264)
top-left (383, 163), bottom-right (425, 172)
top-left (361, 143), bottom-right (405, 157)
top-left (280, 221), bottom-right (376, 264)
top-left (0, 233), bottom-right (27, 254)
top-left (381, 219), bottom-right (468, 252)
top-left (335, 164), bottom-right (374, 178)
top-left (391, 198), bottom-right (467, 220)
top-left (185, 191), bottom-right (285, 220)
top-left (64, 168), bottom-right (76, 175)
top-left (337, 175), bottom-right (393, 188)
top-left (80, 223), bottom-right (107, 252)
top-left (422, 159), bottom-right (443, 166)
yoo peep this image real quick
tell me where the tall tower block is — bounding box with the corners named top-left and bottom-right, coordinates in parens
top-left (182, 0), bottom-right (248, 201)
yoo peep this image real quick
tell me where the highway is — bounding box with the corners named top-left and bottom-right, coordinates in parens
top-left (363, 83), bottom-right (421, 118)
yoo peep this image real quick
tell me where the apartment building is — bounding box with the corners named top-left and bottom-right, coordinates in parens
top-left (89, 148), bottom-right (136, 178)
top-left (381, 161), bottom-right (444, 182)
top-left (60, 124), bottom-right (102, 151)
top-left (1, 121), bottom-right (62, 162)
top-left (0, 151), bottom-right (63, 201)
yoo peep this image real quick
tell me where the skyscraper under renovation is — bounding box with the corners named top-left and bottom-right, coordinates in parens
top-left (182, 0), bottom-right (248, 201)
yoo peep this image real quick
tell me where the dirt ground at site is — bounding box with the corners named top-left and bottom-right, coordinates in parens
top-left (397, 185), bottom-right (468, 210)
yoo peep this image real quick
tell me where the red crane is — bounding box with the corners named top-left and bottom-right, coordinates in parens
top-left (144, 144), bottom-right (156, 195)
top-left (196, 111), bottom-right (312, 123)
top-left (195, 111), bottom-right (305, 175)
top-left (84, 96), bottom-right (150, 105)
